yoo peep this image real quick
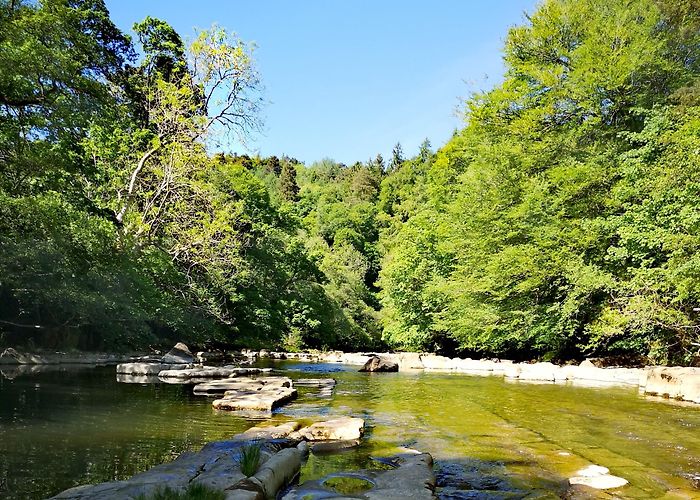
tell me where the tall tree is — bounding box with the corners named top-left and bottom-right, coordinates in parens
top-left (389, 142), bottom-right (404, 172)
top-left (279, 161), bottom-right (300, 202)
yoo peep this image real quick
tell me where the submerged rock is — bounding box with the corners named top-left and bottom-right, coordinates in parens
top-left (162, 342), bottom-right (195, 364)
top-left (359, 356), bottom-right (399, 372)
top-left (282, 452), bottom-right (435, 500)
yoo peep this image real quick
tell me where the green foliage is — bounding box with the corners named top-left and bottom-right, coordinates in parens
top-left (3, 0), bottom-right (700, 364)
top-left (237, 442), bottom-right (262, 477)
top-left (378, 0), bottom-right (700, 365)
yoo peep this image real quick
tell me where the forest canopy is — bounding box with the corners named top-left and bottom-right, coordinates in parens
top-left (1, 0), bottom-right (699, 365)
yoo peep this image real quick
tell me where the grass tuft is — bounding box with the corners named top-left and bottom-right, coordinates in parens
top-left (237, 441), bottom-right (262, 477)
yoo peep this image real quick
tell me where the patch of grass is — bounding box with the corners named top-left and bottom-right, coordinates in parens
top-left (237, 442), bottom-right (262, 477)
top-left (136, 483), bottom-right (226, 500)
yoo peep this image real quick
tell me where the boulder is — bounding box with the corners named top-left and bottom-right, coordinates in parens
top-left (359, 356), bottom-right (399, 372)
top-left (162, 342), bottom-right (194, 364)
top-left (258, 349), bottom-right (270, 359)
top-left (291, 417), bottom-right (365, 441)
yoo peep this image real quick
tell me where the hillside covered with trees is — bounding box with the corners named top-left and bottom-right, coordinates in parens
top-left (1, 0), bottom-right (699, 365)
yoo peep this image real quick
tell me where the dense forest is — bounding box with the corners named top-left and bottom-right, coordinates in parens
top-left (1, 0), bottom-right (699, 365)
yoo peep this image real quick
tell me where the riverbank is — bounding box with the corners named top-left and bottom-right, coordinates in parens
top-left (242, 350), bottom-right (700, 405)
top-left (3, 346), bottom-right (699, 405)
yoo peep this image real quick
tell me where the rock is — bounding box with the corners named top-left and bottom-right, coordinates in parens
top-left (258, 349), bottom-right (270, 358)
top-left (452, 358), bottom-right (502, 374)
top-left (225, 477), bottom-right (265, 500)
top-left (569, 475), bottom-right (628, 489)
top-left (0, 347), bottom-right (26, 364)
top-left (212, 386), bottom-right (298, 412)
top-left (116, 373), bottom-right (160, 384)
top-left (517, 362), bottom-right (560, 382)
top-left (310, 439), bottom-right (361, 454)
top-left (568, 464), bottom-right (628, 490)
top-left (282, 453), bottom-right (435, 500)
top-left (291, 417), bottom-right (365, 441)
top-left (196, 351), bottom-right (224, 363)
top-left (53, 435), bottom-right (302, 500)
top-left (576, 465), bottom-right (610, 477)
top-left (419, 354), bottom-right (453, 370)
top-left (644, 366), bottom-right (700, 403)
top-left (162, 342), bottom-right (194, 364)
top-left (193, 376), bottom-right (292, 395)
top-left (394, 352), bottom-right (425, 370)
top-left (116, 362), bottom-right (191, 375)
top-left (580, 359), bottom-right (596, 368)
top-left (339, 352), bottom-right (372, 365)
top-left (359, 356), bottom-right (399, 372)
top-left (238, 422), bottom-right (302, 440)
top-left (252, 447), bottom-right (303, 499)
top-left (158, 367), bottom-right (241, 380)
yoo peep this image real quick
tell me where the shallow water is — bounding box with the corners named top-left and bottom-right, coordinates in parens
top-left (0, 361), bottom-right (699, 498)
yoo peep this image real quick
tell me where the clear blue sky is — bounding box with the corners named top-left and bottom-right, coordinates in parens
top-left (104, 0), bottom-right (537, 165)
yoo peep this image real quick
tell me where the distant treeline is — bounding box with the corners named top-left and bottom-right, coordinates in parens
top-left (1, 0), bottom-right (699, 365)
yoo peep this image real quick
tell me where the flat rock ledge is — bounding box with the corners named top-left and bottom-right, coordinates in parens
top-left (239, 349), bottom-right (700, 405)
top-left (51, 419), bottom-right (365, 500)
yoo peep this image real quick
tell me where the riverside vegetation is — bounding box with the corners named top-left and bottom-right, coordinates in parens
top-left (1, 0), bottom-right (700, 366)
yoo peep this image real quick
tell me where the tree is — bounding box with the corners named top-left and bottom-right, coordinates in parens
top-left (92, 22), bottom-right (263, 229)
top-left (389, 142), bottom-right (404, 171)
top-left (279, 161), bottom-right (300, 202)
top-left (418, 138), bottom-right (432, 162)
top-left (0, 0), bottom-right (133, 195)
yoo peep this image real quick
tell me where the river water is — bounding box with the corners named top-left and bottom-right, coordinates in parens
top-left (0, 361), bottom-right (699, 499)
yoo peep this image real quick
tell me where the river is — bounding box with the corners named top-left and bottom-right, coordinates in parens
top-left (0, 361), bottom-right (699, 498)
